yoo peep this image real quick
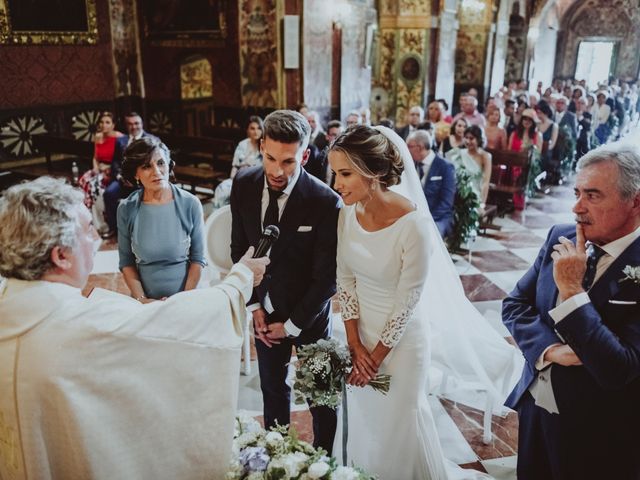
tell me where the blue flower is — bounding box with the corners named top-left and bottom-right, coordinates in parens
top-left (240, 446), bottom-right (270, 472)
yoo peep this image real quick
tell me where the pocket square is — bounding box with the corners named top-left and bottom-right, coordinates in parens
top-left (297, 226), bottom-right (312, 232)
top-left (608, 299), bottom-right (637, 305)
top-left (429, 176), bottom-right (443, 181)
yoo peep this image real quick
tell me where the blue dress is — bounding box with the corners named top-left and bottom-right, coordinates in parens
top-left (117, 184), bottom-right (206, 299)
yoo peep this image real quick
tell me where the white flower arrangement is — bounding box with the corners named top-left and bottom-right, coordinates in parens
top-left (226, 411), bottom-right (375, 480)
top-left (620, 265), bottom-right (640, 285)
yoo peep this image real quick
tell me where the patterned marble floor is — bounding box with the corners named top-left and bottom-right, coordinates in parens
top-left (86, 178), bottom-right (579, 479)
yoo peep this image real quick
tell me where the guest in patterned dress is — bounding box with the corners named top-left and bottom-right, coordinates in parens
top-left (78, 112), bottom-right (123, 236)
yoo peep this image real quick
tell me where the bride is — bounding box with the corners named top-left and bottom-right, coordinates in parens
top-left (328, 125), bottom-right (522, 478)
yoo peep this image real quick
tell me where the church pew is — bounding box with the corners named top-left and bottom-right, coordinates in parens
top-left (30, 134), bottom-right (94, 173)
top-left (486, 148), bottom-right (532, 215)
top-left (158, 133), bottom-right (236, 195)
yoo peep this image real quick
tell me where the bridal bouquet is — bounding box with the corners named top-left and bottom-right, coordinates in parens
top-left (292, 338), bottom-right (391, 409)
top-left (226, 412), bottom-right (375, 479)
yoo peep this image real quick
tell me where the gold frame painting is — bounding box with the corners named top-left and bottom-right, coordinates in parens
top-left (0, 0), bottom-right (98, 45)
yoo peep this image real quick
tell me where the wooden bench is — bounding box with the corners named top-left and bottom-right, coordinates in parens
top-left (159, 133), bottom-right (236, 195)
top-left (486, 148), bottom-right (532, 215)
top-left (31, 134), bottom-right (94, 173)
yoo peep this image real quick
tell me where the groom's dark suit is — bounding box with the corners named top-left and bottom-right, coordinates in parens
top-left (230, 165), bottom-right (341, 452)
top-left (503, 224), bottom-right (640, 479)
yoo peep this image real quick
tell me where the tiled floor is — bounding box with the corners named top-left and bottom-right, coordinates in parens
top-left (84, 176), bottom-right (582, 478)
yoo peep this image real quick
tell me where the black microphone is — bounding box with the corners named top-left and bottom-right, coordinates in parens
top-left (253, 225), bottom-right (280, 257)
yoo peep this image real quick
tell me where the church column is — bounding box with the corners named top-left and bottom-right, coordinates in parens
top-left (489, 0), bottom-right (511, 95)
top-left (434, 6), bottom-right (458, 114)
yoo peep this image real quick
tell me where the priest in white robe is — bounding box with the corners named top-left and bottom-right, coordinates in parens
top-left (0, 177), bottom-right (269, 480)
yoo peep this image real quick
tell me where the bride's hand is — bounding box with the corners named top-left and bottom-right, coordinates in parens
top-left (349, 342), bottom-right (378, 385)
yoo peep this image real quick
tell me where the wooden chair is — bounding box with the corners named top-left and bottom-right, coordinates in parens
top-left (486, 148), bottom-right (532, 215)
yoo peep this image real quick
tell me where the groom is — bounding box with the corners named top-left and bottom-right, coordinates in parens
top-left (503, 143), bottom-right (640, 479)
top-left (230, 110), bottom-right (341, 452)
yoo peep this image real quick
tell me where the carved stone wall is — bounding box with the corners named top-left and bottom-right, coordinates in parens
top-left (374, 0), bottom-right (430, 126)
top-left (504, 0), bottom-right (527, 82)
top-left (556, 0), bottom-right (640, 80)
top-left (454, 0), bottom-right (494, 89)
top-left (0, 0), bottom-right (114, 109)
top-left (303, 0), bottom-right (332, 113)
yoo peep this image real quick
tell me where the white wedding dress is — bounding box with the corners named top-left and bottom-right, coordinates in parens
top-left (331, 126), bottom-right (521, 479)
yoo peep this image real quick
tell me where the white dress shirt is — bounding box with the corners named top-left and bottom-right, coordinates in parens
top-left (417, 150), bottom-right (436, 187)
top-left (530, 226), bottom-right (640, 413)
top-left (248, 166), bottom-right (303, 337)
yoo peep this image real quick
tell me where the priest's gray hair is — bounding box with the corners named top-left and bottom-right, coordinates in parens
top-left (577, 143), bottom-right (640, 200)
top-left (0, 177), bottom-right (84, 280)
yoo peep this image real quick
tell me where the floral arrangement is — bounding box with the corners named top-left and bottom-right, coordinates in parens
top-left (226, 412), bottom-right (375, 480)
top-left (620, 265), bottom-right (640, 285)
top-left (292, 338), bottom-right (391, 409)
top-left (447, 166), bottom-right (480, 253)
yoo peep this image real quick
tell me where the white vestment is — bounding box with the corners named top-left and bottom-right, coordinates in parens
top-left (0, 263), bottom-right (252, 480)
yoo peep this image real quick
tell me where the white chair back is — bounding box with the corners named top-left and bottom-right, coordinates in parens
top-left (204, 205), bottom-right (233, 276)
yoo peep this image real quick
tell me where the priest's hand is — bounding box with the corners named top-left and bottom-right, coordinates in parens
top-left (239, 246), bottom-right (270, 286)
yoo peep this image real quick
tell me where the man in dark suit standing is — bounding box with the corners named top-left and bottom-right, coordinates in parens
top-left (103, 112), bottom-right (154, 238)
top-left (406, 130), bottom-right (456, 238)
top-left (554, 95), bottom-right (578, 140)
top-left (230, 110), bottom-right (341, 453)
top-left (304, 120), bottom-right (343, 186)
top-left (395, 105), bottom-right (424, 140)
top-left (503, 143), bottom-right (640, 479)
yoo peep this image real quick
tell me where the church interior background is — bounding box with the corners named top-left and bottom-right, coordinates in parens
top-left (1, 0), bottom-right (639, 477)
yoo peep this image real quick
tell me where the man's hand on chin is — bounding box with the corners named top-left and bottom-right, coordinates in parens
top-left (551, 224), bottom-right (588, 301)
top-left (266, 322), bottom-right (287, 340)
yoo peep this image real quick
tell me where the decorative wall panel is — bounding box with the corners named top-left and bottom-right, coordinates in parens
top-left (238, 0), bottom-right (281, 107)
top-left (0, 0), bottom-right (114, 109)
top-left (454, 0), bottom-right (493, 86)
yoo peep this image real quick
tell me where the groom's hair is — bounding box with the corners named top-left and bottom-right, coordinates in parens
top-left (263, 110), bottom-right (310, 148)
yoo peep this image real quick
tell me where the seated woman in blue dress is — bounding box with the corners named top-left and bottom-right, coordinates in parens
top-left (117, 137), bottom-right (206, 302)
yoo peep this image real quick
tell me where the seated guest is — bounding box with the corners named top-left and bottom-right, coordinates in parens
top-left (103, 112), bottom-right (155, 239)
top-left (437, 98), bottom-right (453, 123)
top-left (503, 99), bottom-right (516, 132)
top-left (214, 116), bottom-right (264, 208)
top-left (426, 100), bottom-right (452, 147)
top-left (453, 95), bottom-right (486, 128)
top-left (377, 117), bottom-right (395, 129)
top-left (440, 117), bottom-right (469, 155)
top-left (447, 125), bottom-right (492, 215)
top-left (306, 110), bottom-right (327, 150)
top-left (306, 119), bottom-right (343, 186)
top-left (78, 111), bottom-right (123, 238)
top-left (396, 105), bottom-right (424, 140)
top-left (508, 108), bottom-right (543, 153)
top-left (117, 137), bottom-right (206, 302)
top-left (535, 100), bottom-right (560, 183)
top-left (575, 96), bottom-right (592, 159)
top-left (592, 90), bottom-right (612, 144)
top-left (0, 176), bottom-right (268, 480)
top-left (484, 106), bottom-right (508, 150)
top-left (407, 129), bottom-right (456, 238)
top-left (344, 110), bottom-right (361, 128)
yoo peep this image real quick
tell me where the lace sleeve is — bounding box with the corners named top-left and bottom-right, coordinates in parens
top-left (338, 282), bottom-right (359, 321)
top-left (380, 287), bottom-right (421, 347)
top-left (378, 216), bottom-right (432, 348)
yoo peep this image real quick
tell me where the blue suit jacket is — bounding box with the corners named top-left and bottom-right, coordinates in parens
top-left (230, 166), bottom-right (341, 341)
top-left (503, 224), bottom-right (640, 417)
top-left (422, 154), bottom-right (456, 237)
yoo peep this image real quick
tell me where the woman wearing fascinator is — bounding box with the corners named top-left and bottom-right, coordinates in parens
top-left (328, 125), bottom-right (522, 478)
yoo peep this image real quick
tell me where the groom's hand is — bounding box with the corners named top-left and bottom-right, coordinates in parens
top-left (266, 322), bottom-right (287, 340)
top-left (253, 308), bottom-right (279, 347)
top-left (544, 344), bottom-right (583, 366)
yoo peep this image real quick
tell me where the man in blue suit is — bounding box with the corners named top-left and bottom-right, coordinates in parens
top-left (230, 110), bottom-right (340, 453)
top-left (503, 143), bottom-right (640, 479)
top-left (407, 129), bottom-right (456, 238)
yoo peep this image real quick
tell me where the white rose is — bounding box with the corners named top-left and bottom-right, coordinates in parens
top-left (331, 466), bottom-right (360, 480)
top-left (282, 452), bottom-right (309, 478)
top-left (265, 431), bottom-right (284, 446)
top-left (307, 461), bottom-right (331, 479)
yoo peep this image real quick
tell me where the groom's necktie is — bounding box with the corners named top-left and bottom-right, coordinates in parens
top-left (582, 244), bottom-right (606, 291)
top-left (264, 188), bottom-right (284, 228)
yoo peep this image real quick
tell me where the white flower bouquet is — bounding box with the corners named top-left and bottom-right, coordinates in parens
top-left (292, 338), bottom-right (391, 409)
top-left (226, 412), bottom-right (374, 479)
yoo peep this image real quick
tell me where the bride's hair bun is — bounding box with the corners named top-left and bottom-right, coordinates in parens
top-left (330, 125), bottom-right (405, 188)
